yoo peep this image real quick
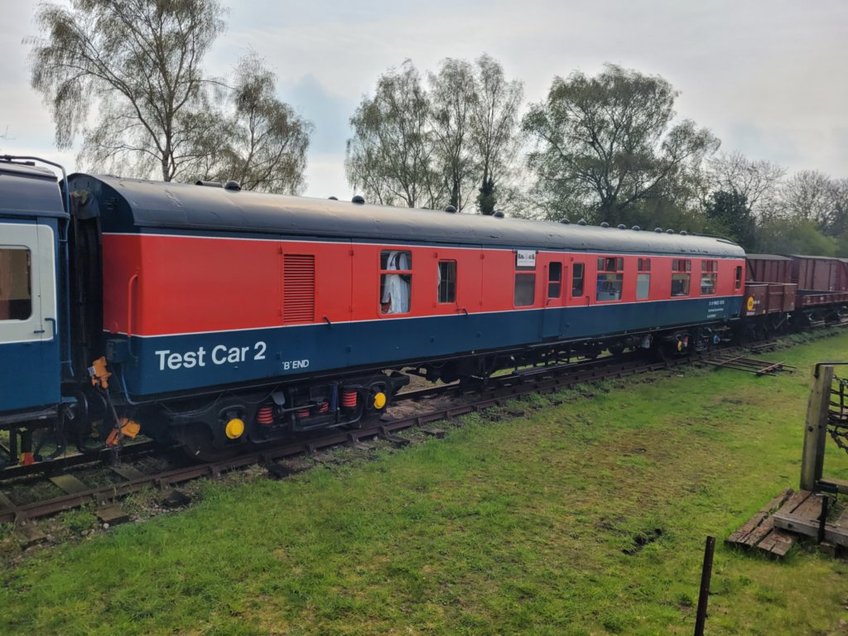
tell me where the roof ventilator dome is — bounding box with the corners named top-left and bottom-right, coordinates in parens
top-left (632, 225), bottom-right (641, 231)
top-left (654, 227), bottom-right (663, 233)
top-left (577, 218), bottom-right (587, 226)
top-left (224, 180), bottom-right (241, 191)
top-left (493, 211), bottom-right (505, 218)
top-left (445, 205), bottom-right (457, 213)
top-left (600, 221), bottom-right (609, 228)
top-left (617, 224), bottom-right (626, 230)
top-left (352, 195), bottom-right (365, 204)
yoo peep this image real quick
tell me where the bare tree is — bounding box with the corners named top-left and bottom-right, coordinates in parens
top-left (346, 61), bottom-right (442, 208)
top-left (469, 55), bottom-right (523, 215)
top-left (30, 0), bottom-right (224, 181)
top-left (778, 170), bottom-right (847, 233)
top-left (428, 58), bottom-right (477, 211)
top-left (707, 151), bottom-right (785, 215)
top-left (196, 55), bottom-right (312, 194)
top-left (29, 0), bottom-right (310, 191)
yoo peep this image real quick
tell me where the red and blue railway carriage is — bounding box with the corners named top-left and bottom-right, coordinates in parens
top-left (1, 156), bottom-right (746, 460)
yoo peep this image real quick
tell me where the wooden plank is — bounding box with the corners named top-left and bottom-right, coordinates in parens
top-left (727, 489), bottom-right (793, 545)
top-left (96, 505), bottom-right (129, 526)
top-left (773, 513), bottom-right (848, 547)
top-left (0, 491), bottom-right (16, 510)
top-left (789, 493), bottom-right (823, 523)
top-left (741, 515), bottom-right (776, 548)
top-left (757, 363), bottom-right (784, 376)
top-left (49, 474), bottom-right (90, 495)
top-left (821, 478), bottom-right (848, 495)
top-left (801, 366), bottom-right (834, 490)
top-left (110, 464), bottom-right (147, 481)
top-left (781, 489), bottom-right (813, 514)
top-left (756, 528), bottom-right (796, 557)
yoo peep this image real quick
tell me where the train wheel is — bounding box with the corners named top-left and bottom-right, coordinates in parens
top-left (172, 423), bottom-right (242, 463)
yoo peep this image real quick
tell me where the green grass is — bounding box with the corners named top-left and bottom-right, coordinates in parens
top-left (3, 334), bottom-right (848, 634)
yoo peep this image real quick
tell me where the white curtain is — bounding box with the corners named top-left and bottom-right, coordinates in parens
top-left (381, 251), bottom-right (410, 313)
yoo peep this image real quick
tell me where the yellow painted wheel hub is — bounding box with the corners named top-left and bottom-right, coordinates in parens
top-left (373, 392), bottom-right (387, 410)
top-left (225, 417), bottom-right (245, 440)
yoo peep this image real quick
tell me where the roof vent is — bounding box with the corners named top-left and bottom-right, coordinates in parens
top-left (352, 195), bottom-right (365, 204)
top-left (577, 218), bottom-right (587, 226)
top-left (617, 224), bottom-right (626, 230)
top-left (224, 180), bottom-right (241, 191)
top-left (600, 221), bottom-right (610, 228)
top-left (680, 230), bottom-right (688, 236)
top-left (632, 225), bottom-right (641, 231)
top-left (493, 211), bottom-right (505, 218)
top-left (445, 205), bottom-right (457, 213)
top-left (559, 218), bottom-right (570, 224)
top-left (195, 180), bottom-right (222, 187)
top-left (328, 196), bottom-right (338, 200)
top-left (654, 227), bottom-right (663, 233)
top-left (666, 229), bottom-right (674, 234)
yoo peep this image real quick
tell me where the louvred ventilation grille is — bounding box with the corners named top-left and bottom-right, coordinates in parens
top-left (283, 254), bottom-right (315, 323)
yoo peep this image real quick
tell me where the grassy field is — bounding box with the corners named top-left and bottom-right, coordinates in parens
top-left (2, 333), bottom-right (848, 634)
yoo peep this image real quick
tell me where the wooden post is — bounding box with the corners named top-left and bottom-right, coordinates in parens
top-left (694, 536), bottom-right (716, 636)
top-left (800, 365), bottom-right (834, 491)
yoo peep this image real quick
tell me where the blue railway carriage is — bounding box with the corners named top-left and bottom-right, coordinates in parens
top-left (0, 161), bottom-right (66, 427)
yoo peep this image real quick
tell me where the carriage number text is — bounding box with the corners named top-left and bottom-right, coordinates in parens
top-left (155, 341), bottom-right (267, 371)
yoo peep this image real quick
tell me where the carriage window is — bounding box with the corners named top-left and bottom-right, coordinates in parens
top-left (595, 256), bottom-right (623, 302)
top-left (514, 250), bottom-right (536, 307)
top-left (380, 250), bottom-right (412, 314)
top-left (735, 265), bottom-right (743, 290)
top-left (437, 260), bottom-right (456, 303)
top-left (547, 262), bottom-right (563, 299)
top-left (671, 259), bottom-right (691, 297)
top-left (636, 258), bottom-right (651, 300)
top-left (572, 263), bottom-right (585, 297)
top-left (514, 273), bottom-right (536, 306)
top-left (700, 260), bottom-right (717, 295)
top-left (0, 248), bottom-right (32, 321)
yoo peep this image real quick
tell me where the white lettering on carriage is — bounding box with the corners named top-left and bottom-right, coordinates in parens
top-left (154, 340), bottom-right (269, 371)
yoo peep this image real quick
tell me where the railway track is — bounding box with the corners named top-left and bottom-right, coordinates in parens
top-left (0, 337), bottom-right (811, 531)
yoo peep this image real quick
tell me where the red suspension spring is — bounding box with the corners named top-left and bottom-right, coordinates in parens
top-left (319, 401), bottom-right (329, 413)
top-left (297, 408), bottom-right (311, 418)
top-left (256, 405), bottom-right (274, 426)
top-left (341, 390), bottom-right (358, 408)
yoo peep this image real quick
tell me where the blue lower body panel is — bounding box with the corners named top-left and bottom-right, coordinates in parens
top-left (117, 296), bottom-right (742, 397)
top-left (0, 339), bottom-right (61, 413)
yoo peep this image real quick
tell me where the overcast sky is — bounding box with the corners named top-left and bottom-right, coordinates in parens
top-left (1, 0), bottom-right (846, 199)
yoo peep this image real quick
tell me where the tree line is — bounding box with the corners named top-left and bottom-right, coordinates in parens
top-left (27, 1), bottom-right (848, 256)
top-left (347, 60), bottom-right (848, 257)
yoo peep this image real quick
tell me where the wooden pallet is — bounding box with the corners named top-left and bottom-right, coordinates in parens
top-left (726, 489), bottom-right (801, 557)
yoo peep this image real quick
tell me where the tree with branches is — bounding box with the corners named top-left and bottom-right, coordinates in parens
top-left (523, 64), bottom-right (719, 225)
top-left (29, 0), bottom-right (310, 191)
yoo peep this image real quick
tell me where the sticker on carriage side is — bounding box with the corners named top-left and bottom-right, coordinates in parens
top-left (706, 298), bottom-right (726, 319)
top-left (154, 341), bottom-right (268, 370)
top-left (516, 250), bottom-right (536, 268)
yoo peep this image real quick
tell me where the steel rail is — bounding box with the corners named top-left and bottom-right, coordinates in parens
top-left (0, 349), bottom-right (712, 525)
